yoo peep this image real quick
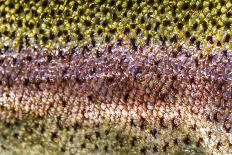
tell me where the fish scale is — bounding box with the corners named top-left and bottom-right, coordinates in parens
top-left (0, 0), bottom-right (231, 155)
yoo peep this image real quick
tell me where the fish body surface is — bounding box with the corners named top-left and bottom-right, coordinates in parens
top-left (0, 0), bottom-right (231, 154)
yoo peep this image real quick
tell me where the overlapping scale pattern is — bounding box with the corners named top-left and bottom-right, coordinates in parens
top-left (0, 0), bottom-right (231, 154)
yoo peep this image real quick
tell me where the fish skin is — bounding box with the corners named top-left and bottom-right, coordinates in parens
top-left (0, 44), bottom-right (231, 154)
top-left (0, 0), bottom-right (231, 155)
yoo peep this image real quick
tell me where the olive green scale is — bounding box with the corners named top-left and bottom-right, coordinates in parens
top-left (0, 0), bottom-right (231, 50)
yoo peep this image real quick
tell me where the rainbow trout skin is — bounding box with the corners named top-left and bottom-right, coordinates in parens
top-left (0, 0), bottom-right (231, 154)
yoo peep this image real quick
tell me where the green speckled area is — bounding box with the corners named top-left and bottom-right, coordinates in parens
top-left (0, 109), bottom-right (206, 155)
top-left (0, 0), bottom-right (231, 49)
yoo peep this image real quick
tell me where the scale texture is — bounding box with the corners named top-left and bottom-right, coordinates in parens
top-left (0, 0), bottom-right (231, 154)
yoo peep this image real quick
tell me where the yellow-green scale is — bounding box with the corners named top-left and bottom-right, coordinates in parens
top-left (0, 0), bottom-right (231, 50)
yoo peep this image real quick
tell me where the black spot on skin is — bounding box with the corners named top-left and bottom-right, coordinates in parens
top-left (105, 129), bottom-right (110, 135)
top-left (23, 79), bottom-right (30, 87)
top-left (105, 35), bottom-right (110, 43)
top-left (217, 10), bottom-right (222, 16)
top-left (26, 56), bottom-right (32, 62)
top-left (163, 20), bottom-right (171, 26)
top-left (40, 125), bottom-right (45, 134)
top-left (217, 41), bottom-right (221, 46)
top-left (140, 147), bottom-right (147, 154)
top-left (157, 73), bottom-right (162, 79)
top-left (182, 3), bottom-right (189, 10)
top-left (163, 143), bottom-right (169, 152)
top-left (183, 135), bottom-right (191, 145)
top-left (42, 0), bottom-right (48, 7)
top-left (170, 34), bottom-right (178, 43)
top-left (102, 20), bottom-right (108, 27)
top-left (221, 50), bottom-right (227, 58)
top-left (134, 66), bottom-right (142, 77)
top-left (196, 41), bottom-right (201, 50)
top-left (137, 7), bottom-right (142, 14)
top-left (123, 93), bottom-right (129, 102)
top-left (97, 28), bottom-right (103, 35)
top-left (139, 117), bottom-right (146, 130)
top-left (160, 117), bottom-right (167, 128)
top-left (103, 145), bottom-right (108, 151)
top-left (61, 99), bottom-right (67, 107)
top-left (58, 50), bottom-right (65, 59)
top-left (56, 120), bottom-right (64, 130)
top-left (130, 38), bottom-right (137, 50)
top-left (61, 147), bottom-right (66, 152)
top-left (160, 7), bottom-right (165, 14)
top-left (224, 21), bottom-right (231, 29)
top-left (109, 28), bottom-right (117, 34)
top-left (184, 14), bottom-right (191, 22)
top-left (192, 22), bottom-right (198, 30)
top-left (185, 31), bottom-right (191, 38)
top-left (96, 50), bottom-right (101, 58)
top-left (84, 133), bottom-right (92, 141)
top-left (10, 31), bottom-right (16, 39)
top-left (150, 128), bottom-right (157, 138)
top-left (75, 75), bottom-right (82, 84)
top-left (95, 131), bottom-right (100, 138)
top-left (66, 35), bottom-right (72, 42)
top-left (130, 118), bottom-right (136, 127)
top-left (216, 142), bottom-right (222, 150)
top-left (17, 20), bottom-right (23, 27)
top-left (115, 133), bottom-right (124, 146)
top-left (1, 133), bottom-right (7, 140)
top-left (145, 23), bottom-right (152, 30)
top-left (190, 36), bottom-right (196, 44)
top-left (81, 143), bottom-right (86, 148)
top-left (8, 2), bottom-right (14, 9)
top-left (93, 144), bottom-right (98, 150)
top-left (206, 36), bottom-right (213, 44)
top-left (154, 59), bottom-right (161, 66)
top-left (46, 55), bottom-right (52, 63)
top-left (42, 36), bottom-right (48, 43)
top-left (124, 27), bottom-right (130, 35)
top-left (91, 39), bottom-right (96, 47)
top-left (146, 34), bottom-right (152, 46)
top-left (207, 54), bottom-right (214, 63)
top-left (154, 22), bottom-right (160, 32)
top-left (197, 138), bottom-right (204, 147)
top-left (73, 122), bottom-right (81, 131)
top-left (224, 34), bottom-right (230, 42)
top-left (198, 3), bottom-right (203, 10)
top-left (223, 120), bottom-right (231, 132)
top-left (174, 138), bottom-right (179, 145)
top-left (6, 75), bottom-right (13, 88)
top-left (78, 33), bottom-right (84, 40)
top-left (130, 136), bottom-right (137, 146)
top-left (172, 119), bottom-right (179, 129)
top-left (13, 133), bottom-right (19, 139)
top-left (159, 35), bottom-right (167, 44)
top-left (84, 20), bottom-right (91, 27)
top-left (153, 145), bottom-right (158, 152)
top-left (208, 131), bottom-right (212, 139)
top-left (90, 67), bottom-right (96, 75)
top-left (106, 77), bottom-right (114, 83)
top-left (87, 95), bottom-right (94, 102)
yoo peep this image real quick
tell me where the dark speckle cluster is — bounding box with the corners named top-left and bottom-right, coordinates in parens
top-left (0, 42), bottom-right (231, 154)
top-left (0, 0), bottom-right (231, 50)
